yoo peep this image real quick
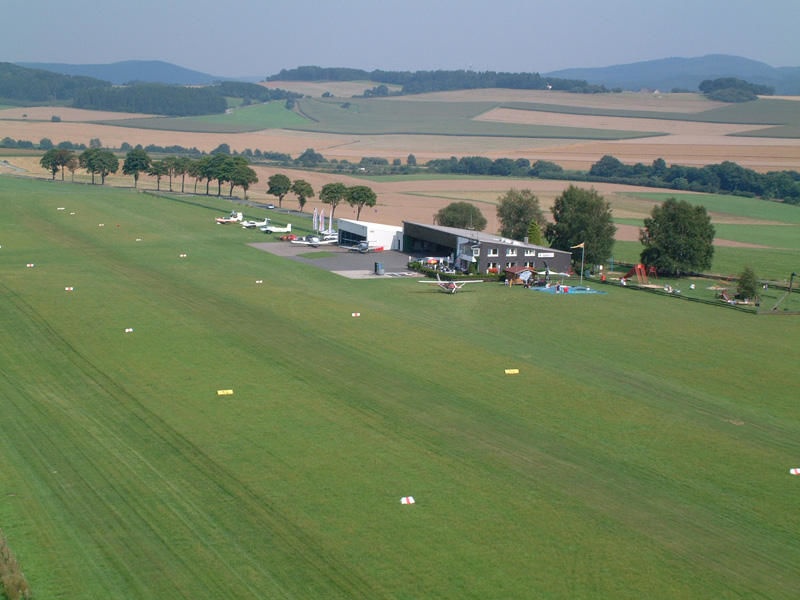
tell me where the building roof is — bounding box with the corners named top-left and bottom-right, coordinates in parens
top-left (403, 222), bottom-right (569, 254)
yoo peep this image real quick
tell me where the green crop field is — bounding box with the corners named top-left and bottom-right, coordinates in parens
top-left (101, 101), bottom-right (311, 133)
top-left (2, 176), bottom-right (800, 598)
top-left (99, 96), bottom-right (663, 139)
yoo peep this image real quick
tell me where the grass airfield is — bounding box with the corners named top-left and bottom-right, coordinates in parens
top-left (2, 176), bottom-right (800, 598)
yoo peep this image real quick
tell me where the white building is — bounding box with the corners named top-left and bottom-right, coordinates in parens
top-left (336, 219), bottom-right (403, 251)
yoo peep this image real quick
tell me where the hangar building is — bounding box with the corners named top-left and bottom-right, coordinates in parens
top-left (337, 219), bottom-right (403, 250)
top-left (402, 222), bottom-right (573, 275)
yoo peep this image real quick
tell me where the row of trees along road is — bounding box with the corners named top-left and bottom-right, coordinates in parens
top-left (43, 148), bottom-right (260, 198)
top-left (435, 186), bottom-right (715, 276)
top-left (42, 148), bottom-right (380, 217)
top-left (266, 174), bottom-right (377, 219)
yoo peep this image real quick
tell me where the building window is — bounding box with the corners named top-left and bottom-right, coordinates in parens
top-left (505, 262), bottom-right (516, 269)
top-left (488, 248), bottom-right (498, 257)
top-left (506, 248), bottom-right (517, 257)
top-left (472, 246), bottom-right (480, 257)
top-left (525, 261), bottom-right (535, 268)
top-left (487, 261), bottom-right (499, 273)
top-left (524, 249), bottom-right (536, 256)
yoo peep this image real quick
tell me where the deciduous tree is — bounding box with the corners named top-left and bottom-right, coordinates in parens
top-left (122, 148), bottom-right (151, 188)
top-left (347, 185), bottom-right (377, 220)
top-left (496, 189), bottom-right (546, 241)
top-left (227, 157), bottom-right (258, 198)
top-left (546, 186), bottom-right (616, 267)
top-left (267, 173), bottom-right (292, 207)
top-left (40, 148), bottom-right (75, 181)
top-left (291, 179), bottom-right (314, 211)
top-left (147, 160), bottom-right (168, 191)
top-left (319, 182), bottom-right (348, 220)
top-left (80, 148), bottom-right (118, 184)
top-left (434, 201), bottom-right (487, 230)
top-left (639, 198), bottom-right (715, 276)
top-left (737, 266), bottom-right (759, 302)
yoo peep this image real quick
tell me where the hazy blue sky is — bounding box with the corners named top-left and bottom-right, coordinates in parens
top-left (4, 0), bottom-right (799, 77)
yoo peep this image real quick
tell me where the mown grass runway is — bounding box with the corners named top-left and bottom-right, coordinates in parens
top-left (2, 177), bottom-right (800, 598)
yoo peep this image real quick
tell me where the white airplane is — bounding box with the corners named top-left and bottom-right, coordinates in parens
top-left (215, 211), bottom-right (243, 224)
top-left (290, 235), bottom-right (321, 247)
top-left (241, 217), bottom-right (270, 229)
top-left (345, 240), bottom-right (381, 253)
top-left (419, 273), bottom-right (484, 294)
top-left (312, 232), bottom-right (339, 245)
top-left (260, 222), bottom-right (292, 234)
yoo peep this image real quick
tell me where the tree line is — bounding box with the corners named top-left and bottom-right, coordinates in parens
top-left (39, 147), bottom-right (380, 217)
top-left (699, 77), bottom-right (774, 103)
top-left (41, 147), bottom-right (259, 197)
top-left (267, 66), bottom-right (605, 95)
top-left (264, 174), bottom-right (377, 219)
top-left (436, 187), bottom-right (717, 279)
top-left (0, 63), bottom-right (301, 116)
top-left (427, 154), bottom-right (800, 205)
top-left (0, 62), bottom-right (110, 102)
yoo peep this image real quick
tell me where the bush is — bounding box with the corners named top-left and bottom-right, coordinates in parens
top-left (737, 266), bottom-right (759, 301)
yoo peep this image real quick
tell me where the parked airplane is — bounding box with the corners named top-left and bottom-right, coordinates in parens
top-left (345, 241), bottom-right (382, 253)
top-left (241, 217), bottom-right (270, 229)
top-left (318, 231), bottom-right (339, 244)
top-left (419, 273), bottom-right (484, 294)
top-left (260, 222), bottom-right (292, 234)
top-left (215, 211), bottom-right (243, 224)
top-left (290, 235), bottom-right (321, 247)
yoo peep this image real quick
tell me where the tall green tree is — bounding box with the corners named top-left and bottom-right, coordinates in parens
top-left (319, 182), bottom-right (348, 220)
top-left (290, 179), bottom-right (314, 211)
top-left (40, 148), bottom-right (75, 181)
top-left (434, 201), bottom-right (487, 230)
top-left (496, 189), bottom-right (546, 241)
top-left (122, 148), bottom-right (151, 188)
top-left (162, 156), bottom-right (180, 192)
top-left (228, 157), bottom-right (258, 199)
top-left (188, 158), bottom-right (205, 194)
top-left (737, 266), bottom-right (759, 301)
top-left (173, 156), bottom-right (192, 193)
top-left (347, 185), bottom-right (377, 220)
top-left (545, 186), bottom-right (616, 267)
top-left (147, 160), bottom-right (168, 191)
top-left (80, 148), bottom-right (118, 184)
top-left (639, 198), bottom-right (715, 276)
top-left (267, 173), bottom-right (292, 207)
top-left (201, 153), bottom-right (229, 196)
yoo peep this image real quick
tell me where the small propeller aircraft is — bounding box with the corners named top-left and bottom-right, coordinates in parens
top-left (260, 222), bottom-right (292, 234)
top-left (290, 234), bottom-right (321, 247)
top-left (215, 211), bottom-right (243, 224)
top-left (419, 273), bottom-right (483, 294)
top-left (241, 217), bottom-right (270, 229)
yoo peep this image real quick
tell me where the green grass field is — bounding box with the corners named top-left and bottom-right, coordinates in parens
top-left (613, 191), bottom-right (800, 280)
top-left (2, 176), bottom-right (800, 598)
top-left (99, 97), bottom-right (663, 139)
top-left (100, 101), bottom-right (310, 133)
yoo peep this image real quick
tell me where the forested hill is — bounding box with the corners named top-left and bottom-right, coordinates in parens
top-left (267, 66), bottom-right (604, 94)
top-left (15, 60), bottom-right (222, 86)
top-left (0, 64), bottom-right (300, 116)
top-left (0, 62), bottom-right (111, 102)
top-left (545, 54), bottom-right (800, 95)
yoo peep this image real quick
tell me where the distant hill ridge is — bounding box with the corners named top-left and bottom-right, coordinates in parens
top-left (14, 60), bottom-right (231, 85)
top-left (545, 54), bottom-right (800, 95)
top-left (14, 55), bottom-right (800, 94)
